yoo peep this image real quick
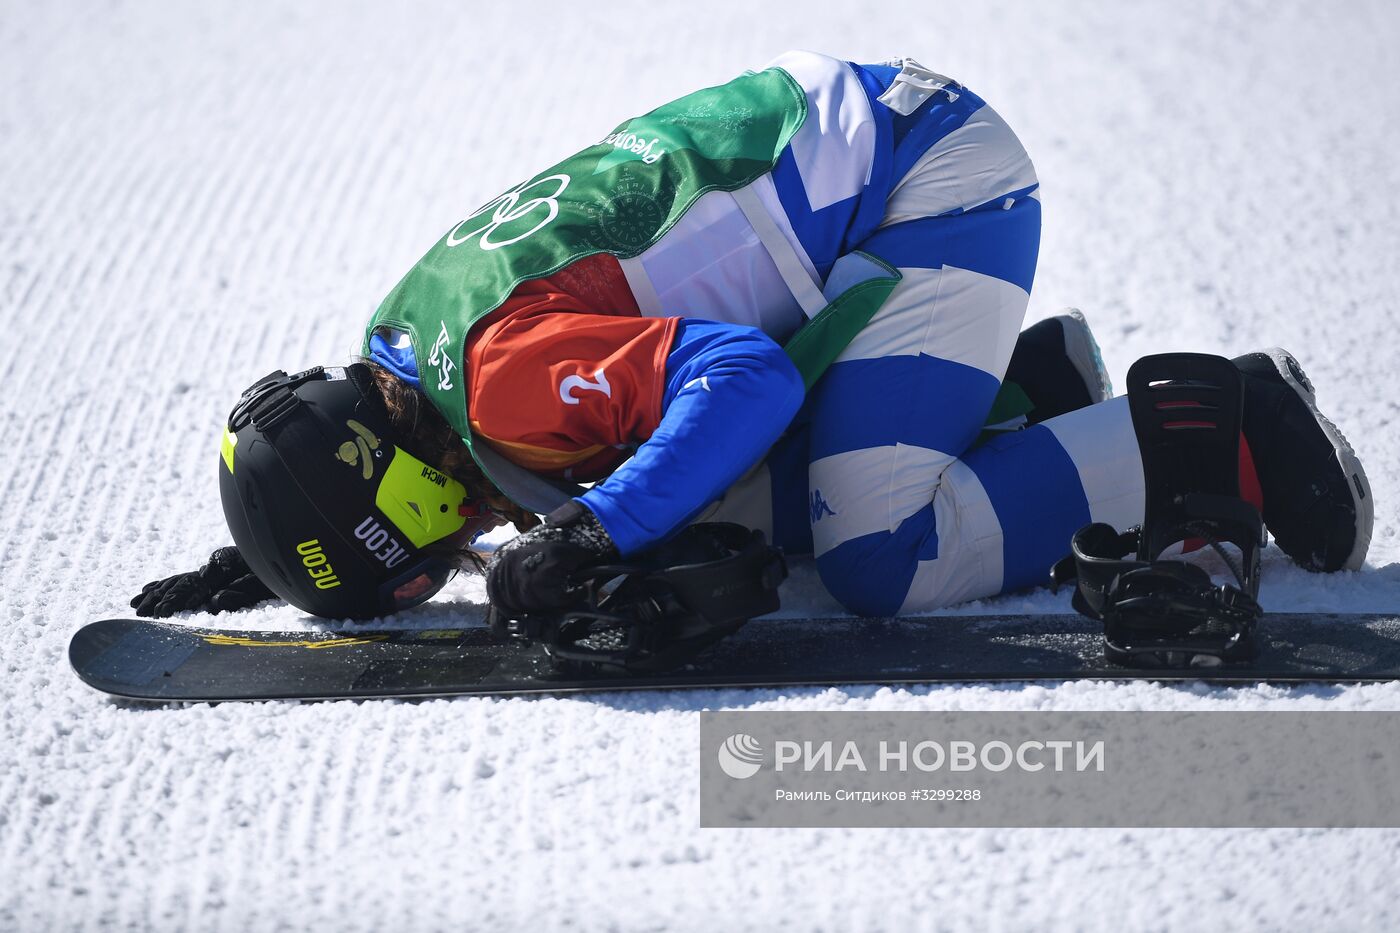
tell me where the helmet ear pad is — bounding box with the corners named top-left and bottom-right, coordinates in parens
top-left (219, 365), bottom-right (469, 620)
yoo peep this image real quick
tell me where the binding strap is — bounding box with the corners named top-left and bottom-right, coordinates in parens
top-left (1052, 494), bottom-right (1264, 662)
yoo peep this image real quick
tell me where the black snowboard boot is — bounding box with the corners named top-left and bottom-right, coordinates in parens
top-left (1233, 348), bottom-right (1372, 572)
top-left (1006, 309), bottom-right (1114, 425)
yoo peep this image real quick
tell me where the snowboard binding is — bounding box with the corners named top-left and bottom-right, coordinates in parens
top-left (1054, 353), bottom-right (1266, 668)
top-left (489, 523), bottom-right (787, 673)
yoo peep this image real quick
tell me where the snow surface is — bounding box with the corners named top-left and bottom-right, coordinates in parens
top-left (4, 1), bottom-right (1400, 929)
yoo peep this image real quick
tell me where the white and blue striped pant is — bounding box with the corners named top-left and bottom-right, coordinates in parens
top-left (807, 104), bottom-right (1144, 615)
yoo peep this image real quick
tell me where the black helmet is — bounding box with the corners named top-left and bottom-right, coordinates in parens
top-left (219, 363), bottom-right (479, 619)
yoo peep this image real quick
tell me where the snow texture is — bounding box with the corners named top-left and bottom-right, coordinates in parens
top-left (4, 1), bottom-right (1400, 929)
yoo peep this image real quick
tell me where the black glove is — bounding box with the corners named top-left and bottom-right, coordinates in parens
top-left (485, 501), bottom-right (619, 616)
top-left (130, 546), bottom-right (277, 618)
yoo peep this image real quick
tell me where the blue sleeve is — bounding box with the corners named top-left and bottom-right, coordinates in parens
top-left (580, 318), bottom-right (804, 556)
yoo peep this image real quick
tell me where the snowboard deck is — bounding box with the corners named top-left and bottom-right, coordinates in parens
top-left (69, 613), bottom-right (1400, 703)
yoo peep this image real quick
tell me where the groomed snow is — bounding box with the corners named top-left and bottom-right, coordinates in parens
top-left (4, 1), bottom-right (1400, 929)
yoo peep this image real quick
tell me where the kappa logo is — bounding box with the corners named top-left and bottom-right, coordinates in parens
top-left (427, 320), bottom-right (457, 392)
top-left (559, 367), bottom-right (611, 405)
top-left (446, 174), bottom-right (571, 251)
top-left (809, 490), bottom-right (837, 523)
top-left (335, 419), bottom-right (382, 480)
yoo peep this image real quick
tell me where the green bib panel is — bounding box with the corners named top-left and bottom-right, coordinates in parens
top-left (364, 67), bottom-right (809, 444)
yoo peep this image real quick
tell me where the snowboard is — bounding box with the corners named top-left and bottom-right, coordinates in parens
top-left (70, 612), bottom-right (1400, 703)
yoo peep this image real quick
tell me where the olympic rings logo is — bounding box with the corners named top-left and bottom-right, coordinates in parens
top-left (445, 174), bottom-right (571, 251)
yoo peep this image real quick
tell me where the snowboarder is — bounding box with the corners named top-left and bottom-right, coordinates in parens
top-left (132, 51), bottom-right (1372, 624)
